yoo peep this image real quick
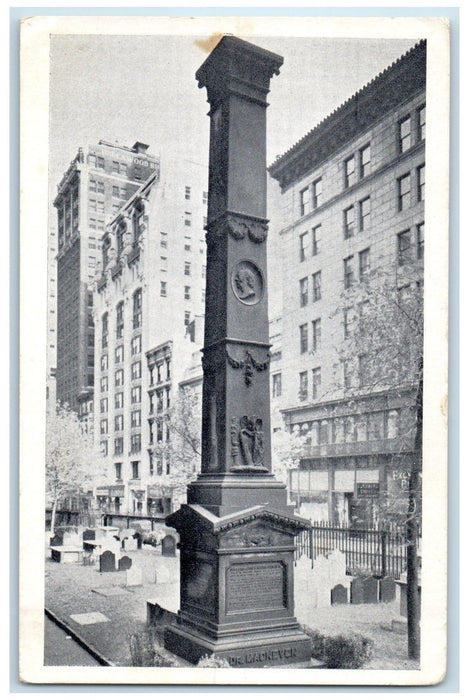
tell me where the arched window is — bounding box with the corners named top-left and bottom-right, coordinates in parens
top-left (116, 221), bottom-right (126, 256)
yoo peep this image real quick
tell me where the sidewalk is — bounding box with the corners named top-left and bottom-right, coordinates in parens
top-left (44, 545), bottom-right (180, 666)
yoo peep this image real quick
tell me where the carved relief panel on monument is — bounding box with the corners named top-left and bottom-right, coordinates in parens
top-left (230, 415), bottom-right (268, 472)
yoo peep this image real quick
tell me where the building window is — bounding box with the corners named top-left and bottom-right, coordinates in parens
top-left (131, 410), bottom-right (141, 428)
top-left (417, 105), bottom-right (426, 142)
top-left (115, 344), bottom-right (124, 364)
top-left (114, 305), bottom-right (123, 341)
top-left (100, 376), bottom-right (108, 393)
top-left (131, 335), bottom-right (141, 356)
top-left (343, 361), bottom-right (352, 391)
top-left (417, 164), bottom-right (425, 202)
top-left (184, 311), bottom-right (191, 326)
top-left (184, 286), bottom-right (191, 301)
top-left (184, 261), bottom-right (191, 276)
top-left (300, 324), bottom-right (308, 354)
top-left (397, 230), bottom-right (412, 265)
top-left (102, 313), bottom-right (108, 349)
top-left (131, 434), bottom-right (141, 454)
top-left (312, 178), bottom-right (322, 209)
top-left (185, 186), bottom-right (191, 200)
top-left (115, 463), bottom-right (122, 480)
top-left (115, 369), bottom-right (124, 387)
top-left (299, 371), bottom-right (308, 401)
top-left (359, 248), bottom-right (371, 280)
top-left (312, 367), bottom-right (321, 399)
top-left (100, 440), bottom-right (108, 457)
top-left (312, 225), bottom-right (321, 256)
top-left (299, 232), bottom-right (309, 261)
top-left (132, 461), bottom-right (140, 479)
top-left (399, 115), bottom-right (412, 153)
top-left (100, 354), bottom-right (108, 371)
top-left (115, 414), bottom-right (124, 432)
top-left (114, 438), bottom-right (123, 456)
top-left (299, 277), bottom-right (308, 307)
top-left (131, 360), bottom-right (142, 380)
top-left (184, 237), bottom-right (191, 251)
top-left (358, 300), bottom-right (371, 332)
top-left (359, 144), bottom-right (371, 178)
top-left (160, 232), bottom-right (168, 248)
top-left (184, 212), bottom-right (192, 227)
top-left (417, 222), bottom-right (425, 260)
top-left (112, 160), bottom-right (119, 174)
top-left (299, 187), bottom-right (310, 217)
top-left (344, 256), bottom-right (354, 289)
top-left (344, 155), bottom-right (355, 188)
top-left (312, 318), bottom-right (321, 352)
top-left (160, 281), bottom-right (167, 297)
top-left (87, 353), bottom-right (94, 367)
top-left (272, 373), bottom-right (282, 398)
top-left (343, 308), bottom-right (352, 339)
top-left (312, 271), bottom-right (321, 302)
top-left (358, 354), bottom-right (369, 387)
top-left (131, 386), bottom-right (141, 404)
top-left (115, 392), bottom-right (124, 409)
top-left (133, 288), bottom-right (142, 329)
top-left (100, 419), bottom-right (108, 435)
top-left (397, 173), bottom-right (411, 211)
top-left (359, 197), bottom-right (370, 231)
top-left (344, 205), bottom-right (355, 238)
top-left (100, 397), bottom-right (108, 413)
top-left (112, 185), bottom-right (119, 197)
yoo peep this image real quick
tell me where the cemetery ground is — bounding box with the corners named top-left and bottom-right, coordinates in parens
top-left (44, 540), bottom-right (419, 671)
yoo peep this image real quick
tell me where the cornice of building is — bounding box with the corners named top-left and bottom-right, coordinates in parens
top-left (268, 40), bottom-right (426, 191)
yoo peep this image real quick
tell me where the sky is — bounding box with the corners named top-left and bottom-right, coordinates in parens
top-left (49, 33), bottom-right (417, 195)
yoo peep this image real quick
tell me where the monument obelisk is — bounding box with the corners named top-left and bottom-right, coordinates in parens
top-left (165, 36), bottom-right (311, 667)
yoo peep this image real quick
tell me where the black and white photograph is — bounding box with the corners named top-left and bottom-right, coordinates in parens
top-left (18, 14), bottom-right (449, 686)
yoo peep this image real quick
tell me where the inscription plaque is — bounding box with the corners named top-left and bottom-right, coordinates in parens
top-left (226, 562), bottom-right (285, 613)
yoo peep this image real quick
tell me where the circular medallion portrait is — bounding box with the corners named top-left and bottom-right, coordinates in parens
top-left (231, 260), bottom-right (264, 306)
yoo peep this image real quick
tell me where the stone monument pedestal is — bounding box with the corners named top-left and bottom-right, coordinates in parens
top-left (164, 503), bottom-right (312, 666)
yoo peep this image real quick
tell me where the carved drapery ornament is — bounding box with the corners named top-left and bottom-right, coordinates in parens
top-left (226, 348), bottom-right (270, 386)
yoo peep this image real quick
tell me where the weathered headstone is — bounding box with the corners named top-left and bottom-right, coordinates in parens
top-left (379, 576), bottom-right (396, 603)
top-left (164, 36), bottom-right (311, 667)
top-left (99, 550), bottom-right (116, 573)
top-left (350, 577), bottom-right (365, 605)
top-left (331, 584), bottom-right (348, 605)
top-left (123, 536), bottom-right (138, 552)
top-left (50, 532), bottom-right (64, 547)
top-left (363, 576), bottom-right (379, 604)
top-left (161, 534), bottom-right (176, 557)
top-left (126, 564), bottom-right (142, 587)
top-left (118, 555), bottom-right (132, 571)
top-left (154, 563), bottom-right (171, 584)
top-left (133, 532), bottom-right (143, 549)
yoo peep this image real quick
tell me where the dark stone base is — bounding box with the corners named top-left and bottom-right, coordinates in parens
top-left (186, 474), bottom-right (290, 517)
top-left (164, 623), bottom-right (312, 667)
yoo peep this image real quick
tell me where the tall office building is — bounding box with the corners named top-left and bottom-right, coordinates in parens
top-left (54, 140), bottom-right (159, 414)
top-left (268, 41), bottom-right (426, 525)
top-left (92, 157), bottom-right (207, 516)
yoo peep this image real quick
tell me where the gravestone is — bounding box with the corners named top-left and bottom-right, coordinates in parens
top-left (154, 563), bottom-right (171, 584)
top-left (350, 577), bottom-right (365, 605)
top-left (379, 576), bottom-right (396, 603)
top-left (126, 564), bottom-right (142, 587)
top-left (133, 532), bottom-right (143, 549)
top-left (99, 550), bottom-right (116, 573)
top-left (118, 555), bottom-right (132, 571)
top-left (331, 584), bottom-right (348, 605)
top-left (83, 529), bottom-right (95, 542)
top-left (50, 532), bottom-right (64, 547)
top-left (161, 535), bottom-right (176, 557)
top-left (362, 576), bottom-right (379, 604)
top-left (164, 35), bottom-right (311, 669)
top-left (123, 536), bottom-right (138, 552)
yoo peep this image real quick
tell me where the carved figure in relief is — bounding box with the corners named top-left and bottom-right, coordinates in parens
top-left (232, 416), bottom-right (265, 468)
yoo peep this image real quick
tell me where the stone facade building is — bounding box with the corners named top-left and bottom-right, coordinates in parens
top-left (53, 140), bottom-right (159, 416)
top-left (92, 158), bottom-right (207, 516)
top-left (268, 41), bottom-right (426, 526)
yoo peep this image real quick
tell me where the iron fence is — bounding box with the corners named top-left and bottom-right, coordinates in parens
top-left (296, 521), bottom-right (417, 579)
